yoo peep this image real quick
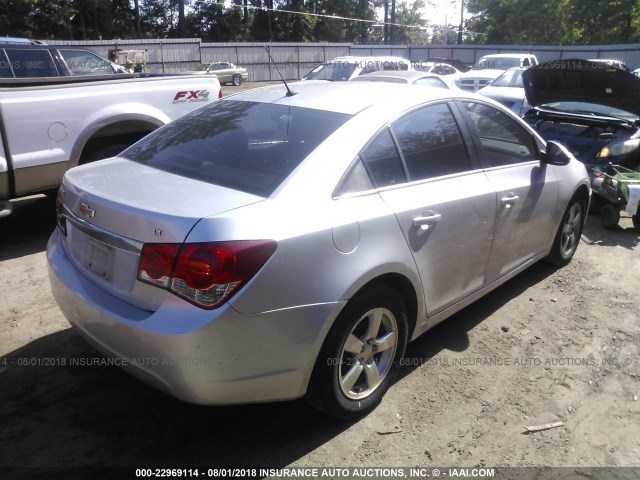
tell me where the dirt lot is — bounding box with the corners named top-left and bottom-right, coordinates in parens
top-left (1, 193), bottom-right (639, 476)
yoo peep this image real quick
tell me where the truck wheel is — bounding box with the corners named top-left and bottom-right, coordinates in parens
top-left (80, 143), bottom-right (130, 164)
top-left (633, 213), bottom-right (640, 229)
top-left (232, 74), bottom-right (243, 86)
top-left (601, 203), bottom-right (620, 230)
top-left (546, 197), bottom-right (585, 266)
top-left (306, 285), bottom-right (408, 420)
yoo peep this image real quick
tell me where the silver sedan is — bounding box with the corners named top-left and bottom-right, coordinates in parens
top-left (48, 81), bottom-right (590, 419)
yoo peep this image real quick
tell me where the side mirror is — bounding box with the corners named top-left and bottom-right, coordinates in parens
top-left (542, 140), bottom-right (572, 166)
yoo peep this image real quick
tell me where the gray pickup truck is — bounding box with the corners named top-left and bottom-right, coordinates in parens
top-left (0, 73), bottom-right (221, 217)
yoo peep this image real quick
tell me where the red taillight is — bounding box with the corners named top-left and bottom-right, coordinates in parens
top-left (138, 244), bottom-right (180, 287)
top-left (174, 244), bottom-right (234, 290)
top-left (137, 240), bottom-right (276, 309)
top-left (218, 88), bottom-right (223, 99)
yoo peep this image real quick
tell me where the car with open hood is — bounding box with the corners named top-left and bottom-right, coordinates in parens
top-left (522, 59), bottom-right (640, 171)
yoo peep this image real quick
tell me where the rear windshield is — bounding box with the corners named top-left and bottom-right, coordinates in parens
top-left (123, 100), bottom-right (351, 197)
top-left (305, 62), bottom-right (357, 81)
top-left (492, 69), bottom-right (524, 87)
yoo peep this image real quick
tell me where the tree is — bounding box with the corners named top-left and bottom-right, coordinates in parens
top-left (393, 0), bottom-right (427, 44)
top-left (0, 0), bottom-right (37, 38)
top-left (569, 0), bottom-right (639, 44)
top-left (466, 0), bottom-right (574, 44)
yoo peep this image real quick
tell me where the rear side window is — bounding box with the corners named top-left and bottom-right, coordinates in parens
top-left (5, 49), bottom-right (59, 77)
top-left (123, 101), bottom-right (350, 197)
top-left (392, 103), bottom-right (471, 180)
top-left (360, 128), bottom-right (407, 188)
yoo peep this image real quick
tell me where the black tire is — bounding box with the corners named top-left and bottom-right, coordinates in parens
top-left (633, 214), bottom-right (640, 229)
top-left (232, 74), bottom-right (242, 86)
top-left (546, 197), bottom-right (585, 266)
top-left (81, 143), bottom-right (130, 165)
top-left (588, 192), bottom-right (606, 214)
top-left (601, 203), bottom-right (620, 230)
top-left (306, 284), bottom-right (408, 420)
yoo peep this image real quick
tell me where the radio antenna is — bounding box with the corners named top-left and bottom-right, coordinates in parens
top-left (264, 46), bottom-right (296, 97)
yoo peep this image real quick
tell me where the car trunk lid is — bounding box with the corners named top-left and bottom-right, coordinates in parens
top-left (58, 157), bottom-right (264, 311)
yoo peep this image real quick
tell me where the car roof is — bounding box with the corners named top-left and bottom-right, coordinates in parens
top-left (480, 53), bottom-right (533, 58)
top-left (328, 55), bottom-right (410, 63)
top-left (222, 80), bottom-right (472, 115)
top-left (0, 37), bottom-right (46, 45)
top-left (355, 71), bottom-right (442, 81)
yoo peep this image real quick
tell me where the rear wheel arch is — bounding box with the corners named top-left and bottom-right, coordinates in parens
top-left (359, 274), bottom-right (419, 339)
top-left (306, 282), bottom-right (411, 419)
top-left (71, 116), bottom-right (164, 167)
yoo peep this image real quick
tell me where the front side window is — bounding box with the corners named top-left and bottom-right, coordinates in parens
top-left (392, 103), bottom-right (471, 180)
top-left (462, 102), bottom-right (538, 166)
top-left (5, 49), bottom-right (59, 77)
top-left (60, 49), bottom-right (114, 75)
top-left (123, 101), bottom-right (350, 197)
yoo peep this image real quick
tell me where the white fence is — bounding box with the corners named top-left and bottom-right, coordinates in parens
top-left (45, 39), bottom-right (640, 80)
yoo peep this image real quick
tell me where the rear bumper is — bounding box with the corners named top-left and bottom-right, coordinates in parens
top-left (47, 229), bottom-right (342, 405)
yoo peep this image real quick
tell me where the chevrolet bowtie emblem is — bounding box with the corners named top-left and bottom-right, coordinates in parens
top-left (80, 203), bottom-right (96, 218)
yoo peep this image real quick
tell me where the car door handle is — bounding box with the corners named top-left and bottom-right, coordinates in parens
top-left (501, 194), bottom-right (520, 208)
top-left (413, 212), bottom-right (442, 230)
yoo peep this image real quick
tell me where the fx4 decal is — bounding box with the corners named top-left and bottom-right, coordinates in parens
top-left (173, 90), bottom-right (211, 103)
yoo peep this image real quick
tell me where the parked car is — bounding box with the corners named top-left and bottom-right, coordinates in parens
top-left (478, 67), bottom-right (530, 116)
top-left (303, 56), bottom-right (412, 81)
top-left (0, 40), bottom-right (125, 77)
top-left (48, 81), bottom-right (590, 420)
top-left (351, 70), bottom-right (450, 88)
top-left (188, 61), bottom-right (248, 86)
top-left (425, 56), bottom-right (470, 72)
top-left (412, 61), bottom-right (463, 87)
top-left (456, 53), bottom-right (538, 92)
top-left (522, 59), bottom-right (640, 172)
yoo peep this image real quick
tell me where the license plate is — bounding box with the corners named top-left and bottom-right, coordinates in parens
top-left (85, 238), bottom-right (114, 282)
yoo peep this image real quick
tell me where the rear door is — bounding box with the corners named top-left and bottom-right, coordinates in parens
top-left (458, 101), bottom-right (558, 281)
top-left (372, 102), bottom-right (496, 317)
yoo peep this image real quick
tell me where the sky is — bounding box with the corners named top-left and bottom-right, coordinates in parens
top-left (423, 0), bottom-right (465, 27)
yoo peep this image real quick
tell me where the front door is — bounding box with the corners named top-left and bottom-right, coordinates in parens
top-left (459, 101), bottom-right (558, 281)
